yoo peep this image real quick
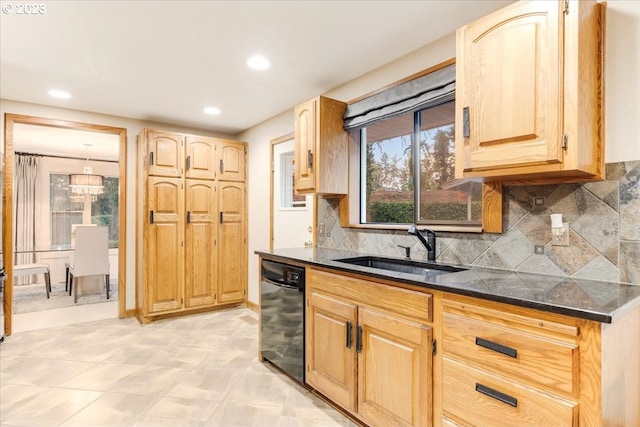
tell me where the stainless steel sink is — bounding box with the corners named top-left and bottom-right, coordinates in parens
top-left (333, 256), bottom-right (467, 277)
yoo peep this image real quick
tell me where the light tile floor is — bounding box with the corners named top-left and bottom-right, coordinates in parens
top-left (0, 307), bottom-right (359, 427)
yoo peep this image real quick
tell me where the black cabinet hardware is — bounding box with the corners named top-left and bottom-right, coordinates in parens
top-left (149, 151), bottom-right (154, 166)
top-left (307, 149), bottom-right (313, 168)
top-left (463, 107), bottom-right (470, 138)
top-left (186, 156), bottom-right (191, 170)
top-left (475, 383), bottom-right (518, 408)
top-left (346, 322), bottom-right (353, 348)
top-left (186, 211), bottom-right (191, 224)
top-left (219, 159), bottom-right (224, 173)
top-left (220, 212), bottom-right (223, 223)
top-left (356, 325), bottom-right (363, 353)
top-left (149, 210), bottom-right (154, 224)
top-left (475, 337), bottom-right (518, 358)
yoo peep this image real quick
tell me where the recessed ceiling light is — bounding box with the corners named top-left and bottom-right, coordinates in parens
top-left (204, 106), bottom-right (221, 116)
top-left (247, 55), bottom-right (270, 71)
top-left (48, 89), bottom-right (71, 99)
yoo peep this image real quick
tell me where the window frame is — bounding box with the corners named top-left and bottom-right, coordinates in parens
top-left (339, 58), bottom-right (502, 233)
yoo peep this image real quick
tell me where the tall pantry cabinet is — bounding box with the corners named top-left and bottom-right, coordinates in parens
top-left (136, 129), bottom-right (247, 322)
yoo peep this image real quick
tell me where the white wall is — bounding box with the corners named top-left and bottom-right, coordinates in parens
top-left (1, 100), bottom-right (235, 312)
top-left (605, 1), bottom-right (640, 162)
top-left (239, 110), bottom-right (294, 303)
top-left (240, 1), bottom-right (640, 304)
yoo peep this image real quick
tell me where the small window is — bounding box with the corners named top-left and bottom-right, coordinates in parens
top-left (280, 151), bottom-right (306, 209)
top-left (50, 174), bottom-right (119, 247)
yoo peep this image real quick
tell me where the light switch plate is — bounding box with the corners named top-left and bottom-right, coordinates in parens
top-left (318, 223), bottom-right (325, 237)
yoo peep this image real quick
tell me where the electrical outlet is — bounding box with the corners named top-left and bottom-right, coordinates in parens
top-left (551, 222), bottom-right (570, 247)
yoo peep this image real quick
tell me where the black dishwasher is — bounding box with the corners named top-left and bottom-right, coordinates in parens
top-left (260, 259), bottom-right (305, 383)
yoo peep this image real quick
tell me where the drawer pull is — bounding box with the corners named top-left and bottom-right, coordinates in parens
top-left (476, 337), bottom-right (517, 358)
top-left (475, 383), bottom-right (518, 408)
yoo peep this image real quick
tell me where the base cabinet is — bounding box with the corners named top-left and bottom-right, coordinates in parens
top-left (306, 268), bottom-right (433, 427)
top-left (439, 295), bottom-right (640, 427)
top-left (137, 128), bottom-right (247, 321)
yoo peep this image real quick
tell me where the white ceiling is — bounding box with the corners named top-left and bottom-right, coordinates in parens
top-left (1, 1), bottom-right (513, 140)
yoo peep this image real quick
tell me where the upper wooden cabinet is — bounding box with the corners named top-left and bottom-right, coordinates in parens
top-left (455, 0), bottom-right (604, 182)
top-left (218, 140), bottom-right (246, 182)
top-left (145, 129), bottom-right (184, 178)
top-left (294, 96), bottom-right (348, 194)
top-left (185, 135), bottom-right (217, 180)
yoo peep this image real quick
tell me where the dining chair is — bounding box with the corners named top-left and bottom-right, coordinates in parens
top-left (67, 226), bottom-right (110, 303)
top-left (65, 223), bottom-right (97, 291)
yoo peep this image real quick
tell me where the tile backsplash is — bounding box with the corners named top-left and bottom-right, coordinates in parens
top-left (317, 161), bottom-right (640, 285)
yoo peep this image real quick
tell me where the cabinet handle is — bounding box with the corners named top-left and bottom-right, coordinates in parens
top-left (219, 159), bottom-right (224, 173)
top-left (475, 383), bottom-right (518, 408)
top-left (149, 151), bottom-right (154, 166)
top-left (220, 212), bottom-right (224, 223)
top-left (150, 210), bottom-right (154, 224)
top-left (186, 156), bottom-right (191, 170)
top-left (356, 325), bottom-right (363, 353)
top-left (307, 149), bottom-right (313, 169)
top-left (475, 337), bottom-right (517, 358)
top-left (463, 107), bottom-right (470, 138)
top-left (186, 211), bottom-right (191, 224)
top-left (346, 321), bottom-right (353, 348)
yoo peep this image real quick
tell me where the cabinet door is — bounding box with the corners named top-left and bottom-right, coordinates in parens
top-left (357, 307), bottom-right (432, 427)
top-left (294, 98), bottom-right (316, 192)
top-left (457, 1), bottom-right (563, 174)
top-left (147, 176), bottom-right (184, 313)
top-left (185, 136), bottom-right (216, 180)
top-left (217, 182), bottom-right (246, 303)
top-left (147, 130), bottom-right (184, 177)
top-left (185, 179), bottom-right (217, 308)
top-left (218, 140), bottom-right (246, 181)
top-left (306, 290), bottom-right (358, 412)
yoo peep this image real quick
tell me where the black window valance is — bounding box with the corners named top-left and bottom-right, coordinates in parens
top-left (343, 63), bottom-right (455, 130)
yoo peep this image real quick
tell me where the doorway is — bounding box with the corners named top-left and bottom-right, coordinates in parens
top-left (270, 133), bottom-right (314, 250)
top-left (2, 114), bottom-right (127, 336)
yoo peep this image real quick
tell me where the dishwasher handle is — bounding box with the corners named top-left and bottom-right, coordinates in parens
top-left (262, 277), bottom-right (302, 291)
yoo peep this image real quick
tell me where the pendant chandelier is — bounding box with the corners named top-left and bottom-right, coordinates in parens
top-left (69, 144), bottom-right (104, 199)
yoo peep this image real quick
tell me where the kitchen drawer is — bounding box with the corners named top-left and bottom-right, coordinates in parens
top-left (442, 300), bottom-right (579, 395)
top-left (308, 268), bottom-right (432, 323)
top-left (442, 356), bottom-right (578, 427)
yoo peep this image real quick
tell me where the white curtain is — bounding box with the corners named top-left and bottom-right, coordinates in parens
top-left (14, 153), bottom-right (40, 285)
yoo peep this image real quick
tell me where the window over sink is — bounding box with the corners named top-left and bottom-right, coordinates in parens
top-left (342, 59), bottom-right (487, 230)
top-left (359, 100), bottom-right (482, 226)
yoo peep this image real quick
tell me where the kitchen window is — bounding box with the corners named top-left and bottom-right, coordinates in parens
top-left (358, 100), bottom-right (481, 226)
top-left (342, 59), bottom-right (497, 232)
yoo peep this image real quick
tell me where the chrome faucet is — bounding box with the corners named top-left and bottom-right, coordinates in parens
top-left (408, 225), bottom-right (436, 261)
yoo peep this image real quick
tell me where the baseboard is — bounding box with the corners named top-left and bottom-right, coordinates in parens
top-left (245, 300), bottom-right (259, 313)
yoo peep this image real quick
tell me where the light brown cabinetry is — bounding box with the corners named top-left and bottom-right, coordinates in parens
top-left (441, 298), bottom-right (579, 426)
top-left (306, 268), bottom-right (433, 427)
top-left (455, 0), bottom-right (604, 182)
top-left (137, 128), bottom-right (247, 321)
top-left (146, 176), bottom-right (184, 312)
top-left (439, 295), bottom-right (640, 427)
top-left (294, 96), bottom-right (348, 194)
top-left (217, 181), bottom-right (246, 303)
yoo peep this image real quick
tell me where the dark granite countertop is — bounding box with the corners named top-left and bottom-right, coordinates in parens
top-left (255, 247), bottom-right (640, 324)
